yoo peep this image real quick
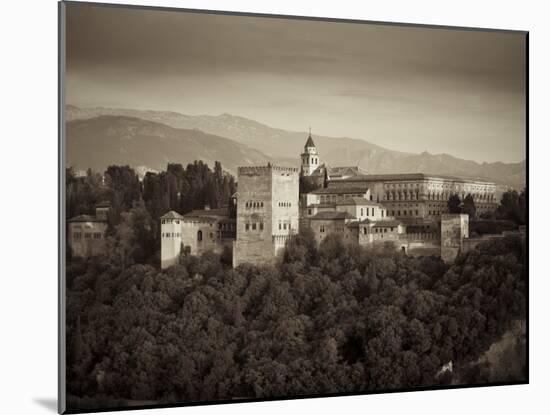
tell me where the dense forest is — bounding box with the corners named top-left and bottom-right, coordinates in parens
top-left (65, 162), bottom-right (527, 410)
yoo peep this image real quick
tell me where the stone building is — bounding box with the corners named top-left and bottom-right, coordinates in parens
top-left (440, 213), bottom-right (469, 263)
top-left (160, 207), bottom-right (235, 269)
top-left (67, 203), bottom-right (110, 258)
top-left (159, 132), bottom-right (502, 267)
top-left (233, 164), bottom-right (300, 267)
top-left (300, 133), bottom-right (497, 224)
top-left (325, 173), bottom-right (497, 222)
top-left (300, 132), bottom-right (367, 187)
top-left (306, 194), bottom-right (406, 247)
top-left (309, 211), bottom-right (357, 244)
top-left (300, 133), bottom-right (497, 256)
top-left (300, 132), bottom-right (320, 176)
top-left (358, 219), bottom-right (407, 246)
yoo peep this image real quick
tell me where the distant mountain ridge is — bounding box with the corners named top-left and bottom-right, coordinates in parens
top-left (66, 115), bottom-right (276, 175)
top-left (66, 105), bottom-right (526, 189)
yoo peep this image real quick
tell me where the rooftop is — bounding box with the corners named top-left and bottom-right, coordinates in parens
top-left (336, 197), bottom-right (384, 207)
top-left (160, 210), bottom-right (184, 220)
top-left (360, 219), bottom-right (403, 227)
top-left (332, 173), bottom-right (495, 185)
top-left (68, 214), bottom-right (106, 223)
top-left (310, 186), bottom-right (369, 195)
top-left (304, 133), bottom-right (316, 148)
top-left (306, 203), bottom-right (336, 209)
top-left (309, 165), bottom-right (366, 179)
top-left (183, 207), bottom-right (231, 221)
top-left (310, 211), bottom-right (356, 220)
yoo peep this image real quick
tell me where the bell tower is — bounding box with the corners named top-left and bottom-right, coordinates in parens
top-left (300, 128), bottom-right (319, 176)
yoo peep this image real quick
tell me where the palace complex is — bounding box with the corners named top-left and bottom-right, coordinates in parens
top-left (159, 133), bottom-right (500, 268)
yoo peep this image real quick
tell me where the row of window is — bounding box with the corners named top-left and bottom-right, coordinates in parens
top-left (361, 226), bottom-right (396, 235)
top-left (278, 202), bottom-right (292, 207)
top-left (384, 191), bottom-right (494, 202)
top-left (303, 157), bottom-right (319, 165)
top-left (385, 183), bottom-right (419, 189)
top-left (245, 201), bottom-right (264, 209)
top-left (360, 207), bottom-right (380, 217)
top-left (385, 191), bottom-right (420, 201)
top-left (73, 232), bottom-right (103, 239)
top-left (391, 210), bottom-right (419, 217)
top-left (218, 223), bottom-right (235, 231)
top-left (161, 219), bottom-right (180, 225)
top-left (385, 182), bottom-right (491, 192)
top-left (319, 194), bottom-right (369, 203)
top-left (387, 203), bottom-right (420, 208)
top-left (162, 232), bottom-right (181, 238)
top-left (245, 222), bottom-right (264, 231)
top-left (162, 231), bottom-right (216, 241)
top-left (278, 222), bottom-right (292, 231)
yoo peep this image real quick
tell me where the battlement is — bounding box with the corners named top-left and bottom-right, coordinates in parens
top-left (238, 165), bottom-right (299, 176)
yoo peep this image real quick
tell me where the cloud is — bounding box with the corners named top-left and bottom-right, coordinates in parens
top-left (65, 2), bottom-right (526, 163)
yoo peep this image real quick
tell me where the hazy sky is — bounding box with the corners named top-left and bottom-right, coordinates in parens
top-left (65, 3), bottom-right (526, 163)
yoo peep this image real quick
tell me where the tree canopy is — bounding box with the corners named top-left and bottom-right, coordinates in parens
top-left (66, 228), bottom-right (527, 410)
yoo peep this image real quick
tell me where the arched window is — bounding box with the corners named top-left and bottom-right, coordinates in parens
top-left (197, 230), bottom-right (203, 242)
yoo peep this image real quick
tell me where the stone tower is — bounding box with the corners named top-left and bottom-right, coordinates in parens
top-left (300, 130), bottom-right (320, 176)
top-left (160, 210), bottom-right (184, 269)
top-left (233, 165), bottom-right (300, 267)
top-left (440, 213), bottom-right (469, 263)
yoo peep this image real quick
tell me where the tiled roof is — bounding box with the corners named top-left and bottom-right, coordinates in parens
top-left (310, 211), bottom-right (356, 220)
top-left (68, 214), bottom-right (105, 223)
top-left (328, 166), bottom-right (368, 176)
top-left (311, 186), bottom-right (369, 195)
top-left (309, 165), bottom-right (366, 179)
top-left (333, 173), bottom-right (495, 185)
top-left (336, 197), bottom-right (384, 207)
top-left (309, 164), bottom-right (328, 177)
top-left (360, 219), bottom-right (403, 227)
top-left (160, 210), bottom-right (184, 219)
top-left (306, 203), bottom-right (336, 208)
top-left (182, 207), bottom-right (230, 221)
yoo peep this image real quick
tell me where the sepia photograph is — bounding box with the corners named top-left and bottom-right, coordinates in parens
top-left (60, 1), bottom-right (527, 413)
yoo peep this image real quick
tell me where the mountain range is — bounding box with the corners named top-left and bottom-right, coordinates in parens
top-left (66, 105), bottom-right (526, 189)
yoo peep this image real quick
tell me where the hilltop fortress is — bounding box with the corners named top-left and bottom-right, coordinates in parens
top-left (160, 133), bottom-right (503, 268)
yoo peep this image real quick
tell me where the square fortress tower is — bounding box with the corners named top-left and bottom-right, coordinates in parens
top-left (440, 213), bottom-right (469, 263)
top-left (233, 165), bottom-right (299, 267)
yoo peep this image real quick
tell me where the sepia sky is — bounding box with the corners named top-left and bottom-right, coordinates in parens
top-left (65, 3), bottom-right (526, 163)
